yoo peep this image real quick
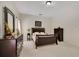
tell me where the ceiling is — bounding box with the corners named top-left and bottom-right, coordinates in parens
top-left (14, 1), bottom-right (79, 17)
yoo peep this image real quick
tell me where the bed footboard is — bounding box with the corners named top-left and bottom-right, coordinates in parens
top-left (35, 36), bottom-right (58, 49)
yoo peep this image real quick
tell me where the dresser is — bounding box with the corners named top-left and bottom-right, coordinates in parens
top-left (0, 34), bottom-right (23, 57)
top-left (54, 27), bottom-right (63, 41)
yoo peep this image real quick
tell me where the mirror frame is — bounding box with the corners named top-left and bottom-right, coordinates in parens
top-left (4, 7), bottom-right (15, 36)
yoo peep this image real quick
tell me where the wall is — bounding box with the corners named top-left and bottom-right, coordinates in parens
top-left (51, 2), bottom-right (79, 47)
top-left (0, 2), bottom-right (3, 38)
top-left (0, 2), bottom-right (20, 38)
top-left (20, 14), bottom-right (52, 40)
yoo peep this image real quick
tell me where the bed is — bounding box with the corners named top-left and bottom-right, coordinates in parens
top-left (32, 28), bottom-right (58, 49)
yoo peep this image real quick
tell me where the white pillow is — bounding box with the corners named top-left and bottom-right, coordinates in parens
top-left (35, 32), bottom-right (39, 34)
top-left (40, 32), bottom-right (45, 35)
top-left (33, 32), bottom-right (40, 36)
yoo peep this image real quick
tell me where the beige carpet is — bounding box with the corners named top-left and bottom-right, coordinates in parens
top-left (20, 41), bottom-right (79, 57)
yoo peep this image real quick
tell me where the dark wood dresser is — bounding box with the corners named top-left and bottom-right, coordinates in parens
top-left (0, 34), bottom-right (23, 57)
top-left (54, 27), bottom-right (63, 41)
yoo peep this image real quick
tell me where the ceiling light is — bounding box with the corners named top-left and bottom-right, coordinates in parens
top-left (46, 1), bottom-right (52, 5)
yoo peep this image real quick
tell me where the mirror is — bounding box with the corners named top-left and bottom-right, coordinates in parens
top-left (4, 7), bottom-right (15, 36)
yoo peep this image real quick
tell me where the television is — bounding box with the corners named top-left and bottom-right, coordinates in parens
top-left (35, 21), bottom-right (42, 27)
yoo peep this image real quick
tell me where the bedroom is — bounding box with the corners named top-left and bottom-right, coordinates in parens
top-left (0, 1), bottom-right (79, 57)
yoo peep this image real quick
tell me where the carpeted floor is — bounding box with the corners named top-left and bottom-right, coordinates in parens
top-left (20, 40), bottom-right (79, 57)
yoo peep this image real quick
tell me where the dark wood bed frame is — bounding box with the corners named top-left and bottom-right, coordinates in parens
top-left (32, 28), bottom-right (45, 33)
top-left (32, 28), bottom-right (58, 49)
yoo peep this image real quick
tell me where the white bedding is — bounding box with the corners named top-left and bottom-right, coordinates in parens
top-left (32, 32), bottom-right (53, 42)
top-left (32, 34), bottom-right (36, 42)
top-left (32, 32), bottom-right (46, 42)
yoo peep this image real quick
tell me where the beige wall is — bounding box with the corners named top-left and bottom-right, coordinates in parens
top-left (0, 2), bottom-right (3, 38)
top-left (51, 3), bottom-right (79, 47)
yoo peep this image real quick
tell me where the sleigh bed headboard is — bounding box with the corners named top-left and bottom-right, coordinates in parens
top-left (32, 28), bottom-right (45, 34)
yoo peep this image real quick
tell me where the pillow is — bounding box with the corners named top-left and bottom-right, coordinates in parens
top-left (40, 32), bottom-right (45, 35)
top-left (35, 32), bottom-right (39, 34)
top-left (33, 32), bottom-right (40, 36)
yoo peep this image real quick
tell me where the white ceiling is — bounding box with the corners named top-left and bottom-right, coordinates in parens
top-left (14, 1), bottom-right (79, 17)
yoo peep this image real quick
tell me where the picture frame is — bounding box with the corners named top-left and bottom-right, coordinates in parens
top-left (35, 21), bottom-right (42, 27)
